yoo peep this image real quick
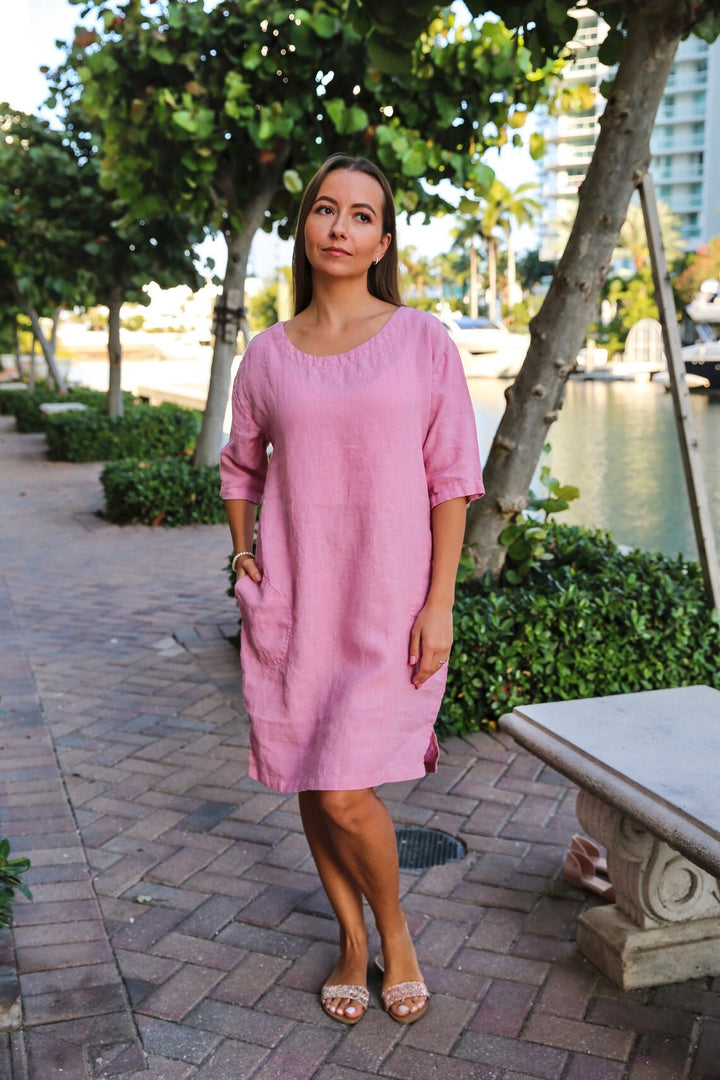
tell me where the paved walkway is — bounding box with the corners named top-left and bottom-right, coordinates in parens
top-left (0, 414), bottom-right (717, 1080)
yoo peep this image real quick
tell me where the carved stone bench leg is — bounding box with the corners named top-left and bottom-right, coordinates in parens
top-left (573, 790), bottom-right (720, 989)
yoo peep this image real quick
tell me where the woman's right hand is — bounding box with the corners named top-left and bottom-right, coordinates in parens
top-left (236, 555), bottom-right (263, 583)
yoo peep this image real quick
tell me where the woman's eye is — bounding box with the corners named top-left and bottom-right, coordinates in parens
top-left (316, 205), bottom-right (333, 215)
top-left (356, 212), bottom-right (371, 223)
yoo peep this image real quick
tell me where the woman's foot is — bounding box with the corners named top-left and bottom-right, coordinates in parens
top-left (321, 940), bottom-right (369, 1023)
top-left (377, 920), bottom-right (429, 1022)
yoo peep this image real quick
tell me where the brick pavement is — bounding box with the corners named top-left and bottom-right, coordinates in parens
top-left (0, 413), bottom-right (718, 1079)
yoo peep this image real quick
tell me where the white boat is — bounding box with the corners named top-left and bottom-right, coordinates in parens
top-left (436, 314), bottom-right (529, 379)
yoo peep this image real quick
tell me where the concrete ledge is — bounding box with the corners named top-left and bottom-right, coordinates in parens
top-left (137, 384), bottom-right (205, 410)
top-left (39, 402), bottom-right (88, 414)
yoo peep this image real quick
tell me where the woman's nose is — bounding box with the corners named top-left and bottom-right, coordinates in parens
top-left (330, 216), bottom-right (347, 237)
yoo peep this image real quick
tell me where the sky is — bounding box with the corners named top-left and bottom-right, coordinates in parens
top-left (0, 0), bottom-right (539, 280)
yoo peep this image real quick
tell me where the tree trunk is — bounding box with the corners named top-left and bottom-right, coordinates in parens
top-left (193, 186), bottom-right (277, 468)
top-left (465, 1), bottom-right (681, 578)
top-left (29, 333), bottom-right (37, 391)
top-left (487, 237), bottom-right (498, 321)
top-left (506, 235), bottom-right (517, 309)
top-left (469, 246), bottom-right (479, 318)
top-left (107, 286), bottom-right (124, 418)
top-left (12, 318), bottom-right (21, 374)
top-left (14, 292), bottom-right (67, 392)
top-left (50, 306), bottom-right (61, 354)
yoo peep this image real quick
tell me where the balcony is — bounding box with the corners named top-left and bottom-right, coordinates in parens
top-left (655, 108), bottom-right (707, 125)
top-left (668, 195), bottom-right (704, 212)
top-left (653, 170), bottom-right (704, 185)
top-left (650, 136), bottom-right (706, 154)
top-left (664, 74), bottom-right (708, 92)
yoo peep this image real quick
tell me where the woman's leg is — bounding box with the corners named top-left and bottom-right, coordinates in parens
top-left (313, 787), bottom-right (427, 1019)
top-left (298, 790), bottom-right (369, 1019)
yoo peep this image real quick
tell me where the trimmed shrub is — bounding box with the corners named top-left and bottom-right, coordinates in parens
top-left (45, 403), bottom-right (201, 462)
top-left (0, 384), bottom-right (135, 432)
top-left (101, 456), bottom-right (224, 525)
top-left (0, 382), bottom-right (111, 427)
top-left (0, 836), bottom-right (32, 928)
top-left (439, 522), bottom-right (720, 739)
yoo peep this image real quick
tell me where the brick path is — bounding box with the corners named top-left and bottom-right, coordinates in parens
top-left (0, 413), bottom-right (718, 1080)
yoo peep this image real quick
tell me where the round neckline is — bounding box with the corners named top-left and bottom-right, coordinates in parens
top-left (280, 305), bottom-right (403, 358)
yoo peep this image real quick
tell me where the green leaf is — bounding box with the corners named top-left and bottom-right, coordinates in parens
top-left (325, 98), bottom-right (345, 130)
top-left (529, 132), bottom-right (546, 160)
top-left (282, 169), bottom-right (303, 194)
top-left (366, 34), bottom-right (413, 75)
top-left (242, 43), bottom-right (263, 70)
top-left (598, 27), bottom-right (625, 68)
top-left (401, 140), bottom-right (429, 178)
top-left (310, 13), bottom-right (340, 38)
top-left (555, 484), bottom-right (580, 502)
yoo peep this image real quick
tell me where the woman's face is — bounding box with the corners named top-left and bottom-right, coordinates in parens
top-left (303, 169), bottom-right (391, 279)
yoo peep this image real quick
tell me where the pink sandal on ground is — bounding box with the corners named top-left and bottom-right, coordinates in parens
top-left (563, 849), bottom-right (615, 901)
top-left (571, 834), bottom-right (608, 876)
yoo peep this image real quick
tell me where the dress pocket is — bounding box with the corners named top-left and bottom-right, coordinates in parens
top-left (234, 573), bottom-right (292, 667)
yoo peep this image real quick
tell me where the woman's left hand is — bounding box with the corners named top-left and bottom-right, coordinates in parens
top-left (409, 601), bottom-right (453, 688)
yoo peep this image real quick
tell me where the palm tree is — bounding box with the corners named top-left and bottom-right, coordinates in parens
top-left (450, 217), bottom-right (483, 316)
top-left (617, 196), bottom-right (684, 272)
top-left (453, 180), bottom-right (540, 321)
top-left (498, 182), bottom-right (541, 309)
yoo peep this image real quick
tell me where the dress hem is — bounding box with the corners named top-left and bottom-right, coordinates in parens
top-left (248, 760), bottom-right (437, 795)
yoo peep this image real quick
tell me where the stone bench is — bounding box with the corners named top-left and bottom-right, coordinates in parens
top-left (499, 685), bottom-right (720, 989)
top-left (39, 402), bottom-right (88, 414)
top-left (137, 385), bottom-right (205, 410)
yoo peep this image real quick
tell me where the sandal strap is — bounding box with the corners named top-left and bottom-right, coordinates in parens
top-left (321, 984), bottom-right (369, 1008)
top-left (382, 981), bottom-right (429, 1008)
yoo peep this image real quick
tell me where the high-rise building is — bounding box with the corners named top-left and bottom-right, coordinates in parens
top-left (537, 9), bottom-right (720, 262)
top-left (652, 36), bottom-right (720, 250)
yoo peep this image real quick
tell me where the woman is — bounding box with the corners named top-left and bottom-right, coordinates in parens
top-left (220, 154), bottom-right (483, 1026)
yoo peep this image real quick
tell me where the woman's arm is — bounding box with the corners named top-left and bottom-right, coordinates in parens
top-left (225, 498), bottom-right (262, 583)
top-left (409, 496), bottom-right (467, 688)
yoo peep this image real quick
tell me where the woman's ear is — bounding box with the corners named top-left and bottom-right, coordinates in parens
top-left (375, 233), bottom-right (392, 263)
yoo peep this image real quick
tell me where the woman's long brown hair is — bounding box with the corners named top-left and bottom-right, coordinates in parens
top-left (291, 154), bottom-right (402, 316)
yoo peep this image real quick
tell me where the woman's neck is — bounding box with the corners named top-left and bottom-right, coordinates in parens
top-left (301, 277), bottom-right (386, 329)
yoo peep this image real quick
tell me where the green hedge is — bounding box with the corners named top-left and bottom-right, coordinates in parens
top-left (45, 403), bottom-right (201, 462)
top-left (438, 522), bottom-right (720, 739)
top-left (101, 456), bottom-right (224, 525)
top-left (0, 384), bottom-right (123, 432)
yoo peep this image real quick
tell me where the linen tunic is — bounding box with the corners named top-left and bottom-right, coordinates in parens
top-left (219, 305), bottom-right (483, 793)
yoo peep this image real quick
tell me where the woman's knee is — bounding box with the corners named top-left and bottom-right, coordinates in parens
top-left (317, 788), bottom-right (374, 832)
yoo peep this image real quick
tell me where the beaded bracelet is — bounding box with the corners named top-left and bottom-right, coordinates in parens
top-left (232, 551), bottom-right (255, 573)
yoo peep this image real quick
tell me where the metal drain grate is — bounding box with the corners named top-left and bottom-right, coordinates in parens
top-left (395, 826), bottom-right (466, 871)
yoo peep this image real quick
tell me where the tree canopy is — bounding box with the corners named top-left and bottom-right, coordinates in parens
top-left (0, 102), bottom-right (201, 411)
top-left (52, 0), bottom-right (563, 462)
top-left (675, 236), bottom-right (720, 304)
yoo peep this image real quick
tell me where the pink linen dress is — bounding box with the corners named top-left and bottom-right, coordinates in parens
top-left (219, 305), bottom-right (483, 793)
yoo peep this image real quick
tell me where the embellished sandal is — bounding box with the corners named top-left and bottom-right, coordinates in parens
top-left (381, 980), bottom-right (430, 1024)
top-left (320, 983), bottom-right (369, 1026)
top-left (375, 955), bottom-right (430, 1025)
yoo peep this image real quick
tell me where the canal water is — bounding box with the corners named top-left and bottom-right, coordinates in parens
top-left (469, 378), bottom-right (720, 561)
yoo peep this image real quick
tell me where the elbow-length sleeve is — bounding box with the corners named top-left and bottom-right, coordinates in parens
top-left (423, 332), bottom-right (484, 508)
top-left (219, 355), bottom-right (269, 504)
